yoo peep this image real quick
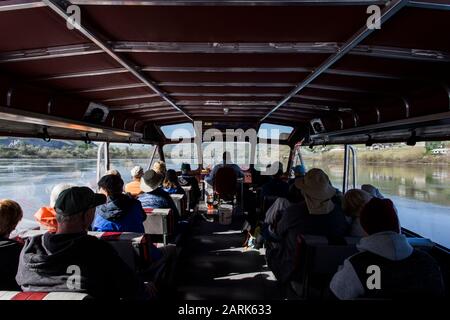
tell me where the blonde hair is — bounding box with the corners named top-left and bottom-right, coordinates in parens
top-left (152, 161), bottom-right (167, 176)
top-left (343, 189), bottom-right (372, 218)
top-left (0, 199), bottom-right (23, 237)
top-left (106, 169), bottom-right (121, 178)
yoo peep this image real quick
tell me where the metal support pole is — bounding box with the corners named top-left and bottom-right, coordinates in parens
top-left (343, 144), bottom-right (350, 193)
top-left (104, 142), bottom-right (110, 172)
top-left (349, 145), bottom-right (358, 189)
top-left (147, 145), bottom-right (158, 171)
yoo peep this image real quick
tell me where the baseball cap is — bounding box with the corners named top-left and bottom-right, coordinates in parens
top-left (54, 187), bottom-right (106, 216)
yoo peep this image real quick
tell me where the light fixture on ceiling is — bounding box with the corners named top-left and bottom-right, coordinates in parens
top-left (223, 108), bottom-right (229, 115)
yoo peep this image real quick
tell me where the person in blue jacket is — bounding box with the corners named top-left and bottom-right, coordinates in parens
top-left (93, 174), bottom-right (146, 233)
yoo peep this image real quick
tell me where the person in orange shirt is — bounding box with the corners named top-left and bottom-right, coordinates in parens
top-left (34, 183), bottom-right (74, 232)
top-left (125, 166), bottom-right (144, 197)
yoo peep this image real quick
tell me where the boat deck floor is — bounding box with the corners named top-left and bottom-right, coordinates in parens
top-left (175, 211), bottom-right (283, 300)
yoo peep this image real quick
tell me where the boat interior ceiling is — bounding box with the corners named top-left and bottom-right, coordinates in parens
top-left (0, 0), bottom-right (449, 145)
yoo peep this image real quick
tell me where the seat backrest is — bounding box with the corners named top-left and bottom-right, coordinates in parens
top-left (170, 193), bottom-right (185, 216)
top-left (214, 166), bottom-right (237, 197)
top-left (0, 291), bottom-right (90, 300)
top-left (17, 230), bottom-right (147, 271)
top-left (143, 208), bottom-right (173, 236)
top-left (292, 234), bottom-right (360, 298)
top-left (89, 231), bottom-right (150, 271)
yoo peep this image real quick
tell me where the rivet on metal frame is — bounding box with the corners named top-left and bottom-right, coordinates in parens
top-left (375, 107), bottom-right (381, 123)
top-left (337, 116), bottom-right (344, 130)
top-left (353, 112), bottom-right (360, 127)
top-left (123, 118), bottom-right (130, 130)
top-left (6, 88), bottom-right (13, 107)
top-left (47, 98), bottom-right (53, 114)
top-left (402, 97), bottom-right (410, 118)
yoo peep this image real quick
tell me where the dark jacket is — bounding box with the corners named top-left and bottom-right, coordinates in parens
top-left (16, 232), bottom-right (148, 300)
top-left (179, 175), bottom-right (201, 206)
top-left (138, 187), bottom-right (180, 220)
top-left (0, 237), bottom-right (23, 290)
top-left (93, 194), bottom-right (146, 233)
top-left (261, 178), bottom-right (289, 199)
top-left (267, 198), bottom-right (349, 283)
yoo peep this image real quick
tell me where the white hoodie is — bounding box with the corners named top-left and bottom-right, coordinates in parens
top-left (329, 231), bottom-right (414, 299)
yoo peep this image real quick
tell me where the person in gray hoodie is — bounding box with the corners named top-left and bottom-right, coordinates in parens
top-left (330, 197), bottom-right (445, 299)
top-left (16, 187), bottom-right (154, 300)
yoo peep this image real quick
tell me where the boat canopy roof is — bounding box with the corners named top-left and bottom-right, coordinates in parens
top-left (0, 0), bottom-right (449, 145)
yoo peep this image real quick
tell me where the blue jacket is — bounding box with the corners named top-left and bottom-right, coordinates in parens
top-left (138, 187), bottom-right (180, 220)
top-left (93, 194), bottom-right (146, 233)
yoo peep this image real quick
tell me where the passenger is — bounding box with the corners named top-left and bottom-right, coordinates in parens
top-left (106, 169), bottom-right (122, 178)
top-left (205, 151), bottom-right (244, 186)
top-left (93, 174), bottom-right (146, 233)
top-left (16, 187), bottom-right (154, 300)
top-left (330, 197), bottom-right (445, 299)
top-left (342, 189), bottom-right (373, 237)
top-left (276, 168), bottom-right (349, 238)
top-left (34, 183), bottom-right (74, 232)
top-left (260, 161), bottom-right (289, 199)
top-left (266, 169), bottom-right (349, 283)
top-left (361, 184), bottom-right (384, 199)
top-left (288, 164), bottom-right (307, 185)
top-left (125, 166), bottom-right (144, 197)
top-left (138, 169), bottom-right (180, 221)
top-left (178, 163), bottom-right (201, 207)
top-left (0, 200), bottom-right (23, 290)
top-left (263, 184), bottom-right (305, 241)
top-left (152, 161), bottom-right (167, 178)
top-left (163, 169), bottom-right (186, 196)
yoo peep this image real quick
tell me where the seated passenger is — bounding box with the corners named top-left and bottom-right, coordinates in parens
top-left (0, 200), bottom-right (23, 290)
top-left (138, 169), bottom-right (180, 220)
top-left (276, 168), bottom-right (349, 238)
top-left (205, 151), bottom-right (244, 186)
top-left (342, 189), bottom-right (373, 237)
top-left (330, 197), bottom-right (445, 299)
top-left (152, 161), bottom-right (167, 178)
top-left (361, 184), bottom-right (384, 199)
top-left (260, 161), bottom-right (289, 199)
top-left (34, 183), bottom-right (74, 232)
top-left (288, 164), bottom-right (306, 185)
top-left (93, 174), bottom-right (146, 233)
top-left (106, 169), bottom-right (122, 178)
top-left (125, 166), bottom-right (144, 197)
top-left (16, 187), bottom-right (153, 300)
top-left (263, 184), bottom-right (305, 241)
top-left (163, 169), bottom-right (186, 195)
top-left (266, 169), bottom-right (349, 283)
top-left (178, 163), bottom-right (201, 207)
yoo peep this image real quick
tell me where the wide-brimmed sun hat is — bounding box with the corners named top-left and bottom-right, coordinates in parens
top-left (140, 169), bottom-right (163, 193)
top-left (295, 168), bottom-right (336, 214)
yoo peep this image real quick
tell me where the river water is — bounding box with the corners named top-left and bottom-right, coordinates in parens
top-left (0, 158), bottom-right (448, 248)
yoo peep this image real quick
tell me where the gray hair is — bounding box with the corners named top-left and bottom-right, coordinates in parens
top-left (50, 183), bottom-right (75, 208)
top-left (55, 212), bottom-right (83, 224)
